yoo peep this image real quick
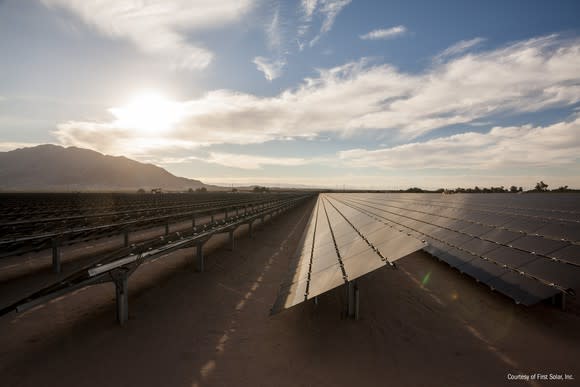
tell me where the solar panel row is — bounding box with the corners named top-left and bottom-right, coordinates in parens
top-left (271, 194), bottom-right (424, 314)
top-left (332, 193), bottom-right (580, 306)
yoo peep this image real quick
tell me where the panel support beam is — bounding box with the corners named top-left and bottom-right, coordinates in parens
top-left (123, 228), bottom-right (130, 247)
top-left (111, 269), bottom-right (130, 325)
top-left (195, 241), bottom-right (205, 272)
top-left (51, 239), bottom-right (61, 274)
top-left (229, 230), bottom-right (235, 251)
top-left (346, 280), bottom-right (359, 320)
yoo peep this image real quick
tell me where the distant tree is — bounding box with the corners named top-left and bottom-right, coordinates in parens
top-left (518, 187), bottom-right (523, 192)
top-left (253, 186), bottom-right (270, 193)
top-left (188, 188), bottom-right (194, 193)
top-left (534, 181), bottom-right (549, 191)
top-left (435, 188), bottom-right (445, 193)
top-left (232, 188), bottom-right (238, 193)
top-left (137, 188), bottom-right (146, 194)
top-left (509, 185), bottom-right (518, 193)
top-left (473, 186), bottom-right (481, 193)
top-left (195, 187), bottom-right (207, 193)
top-left (553, 185), bottom-right (570, 192)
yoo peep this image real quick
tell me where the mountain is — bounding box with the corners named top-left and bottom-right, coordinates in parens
top-left (0, 144), bottom-right (212, 192)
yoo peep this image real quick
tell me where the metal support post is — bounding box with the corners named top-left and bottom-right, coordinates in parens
top-left (195, 242), bottom-right (205, 272)
top-left (211, 213), bottom-right (215, 224)
top-left (346, 281), bottom-right (359, 320)
top-left (164, 222), bottom-right (169, 235)
top-left (112, 269), bottom-right (129, 325)
top-left (236, 207), bottom-right (239, 216)
top-left (123, 228), bottom-right (130, 247)
top-left (561, 292), bottom-right (567, 311)
top-left (225, 209), bottom-right (228, 219)
top-left (229, 230), bottom-right (235, 251)
top-left (51, 239), bottom-right (61, 273)
top-left (248, 222), bottom-right (253, 238)
top-left (192, 215), bottom-right (196, 230)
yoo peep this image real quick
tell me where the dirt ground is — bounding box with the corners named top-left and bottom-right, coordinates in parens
top-left (0, 197), bottom-right (579, 387)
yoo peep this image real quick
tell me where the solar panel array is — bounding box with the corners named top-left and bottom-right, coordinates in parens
top-left (271, 194), bottom-right (425, 314)
top-left (330, 193), bottom-right (580, 305)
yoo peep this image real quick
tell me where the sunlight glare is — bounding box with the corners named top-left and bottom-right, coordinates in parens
top-left (111, 91), bottom-right (183, 134)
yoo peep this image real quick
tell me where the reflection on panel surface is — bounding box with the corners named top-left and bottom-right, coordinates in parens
top-left (271, 194), bottom-right (425, 314)
top-left (333, 192), bottom-right (580, 306)
top-left (273, 192), bottom-right (580, 313)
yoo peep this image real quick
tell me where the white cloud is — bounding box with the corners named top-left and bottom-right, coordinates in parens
top-left (253, 7), bottom-right (287, 80)
top-left (434, 37), bottom-right (485, 62)
top-left (205, 152), bottom-right (311, 169)
top-left (297, 0), bottom-right (351, 47)
top-left (253, 56), bottom-right (286, 81)
top-left (42, 0), bottom-right (255, 70)
top-left (301, 0), bottom-right (318, 21)
top-left (360, 26), bottom-right (407, 40)
top-left (339, 117), bottom-right (580, 169)
top-left (266, 7), bottom-right (282, 51)
top-left (54, 35), bottom-right (580, 159)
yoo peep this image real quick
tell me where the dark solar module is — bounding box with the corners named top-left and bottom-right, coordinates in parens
top-left (486, 272), bottom-right (558, 305)
top-left (458, 238), bottom-right (501, 256)
top-left (517, 258), bottom-right (580, 290)
top-left (484, 246), bottom-right (538, 267)
top-left (546, 244), bottom-right (580, 266)
top-left (501, 217), bottom-right (547, 234)
top-left (457, 258), bottom-right (509, 283)
top-left (508, 235), bottom-right (569, 255)
top-left (479, 228), bottom-right (523, 244)
top-left (423, 240), bottom-right (476, 268)
top-left (535, 222), bottom-right (580, 243)
top-left (461, 222), bottom-right (495, 237)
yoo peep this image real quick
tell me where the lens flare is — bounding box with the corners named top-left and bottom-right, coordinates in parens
top-left (421, 271), bottom-right (431, 286)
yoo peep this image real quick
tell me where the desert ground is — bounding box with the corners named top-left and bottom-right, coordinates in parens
top-left (0, 197), bottom-right (579, 387)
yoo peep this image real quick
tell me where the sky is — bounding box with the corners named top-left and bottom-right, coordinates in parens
top-left (1, 0), bottom-right (580, 189)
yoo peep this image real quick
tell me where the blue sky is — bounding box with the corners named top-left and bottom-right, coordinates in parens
top-left (1, 0), bottom-right (580, 189)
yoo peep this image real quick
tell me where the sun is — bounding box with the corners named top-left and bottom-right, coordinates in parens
top-left (112, 91), bottom-right (182, 134)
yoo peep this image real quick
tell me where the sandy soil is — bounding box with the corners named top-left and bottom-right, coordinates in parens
top-left (0, 197), bottom-right (579, 387)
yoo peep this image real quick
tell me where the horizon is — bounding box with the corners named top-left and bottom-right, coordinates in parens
top-left (1, 1), bottom-right (580, 189)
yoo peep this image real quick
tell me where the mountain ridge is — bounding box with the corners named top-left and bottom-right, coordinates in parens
top-left (0, 144), bottom-right (213, 192)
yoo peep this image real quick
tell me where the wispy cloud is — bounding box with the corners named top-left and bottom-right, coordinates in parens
top-left (339, 116), bottom-right (580, 169)
top-left (253, 6), bottom-right (286, 80)
top-left (253, 56), bottom-right (286, 81)
top-left (42, 0), bottom-right (255, 70)
top-left (360, 25), bottom-right (407, 40)
top-left (433, 37), bottom-right (486, 62)
top-left (296, 0), bottom-right (351, 47)
top-left (55, 35), bottom-right (580, 160)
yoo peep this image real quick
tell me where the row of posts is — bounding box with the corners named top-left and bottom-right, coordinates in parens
top-left (51, 201), bottom-right (274, 274)
top-left (47, 200), bottom-right (286, 325)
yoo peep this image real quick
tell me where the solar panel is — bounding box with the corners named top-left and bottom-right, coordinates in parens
top-left (508, 235), bottom-right (568, 255)
top-left (534, 222), bottom-right (580, 243)
top-left (517, 258), bottom-right (580, 290)
top-left (328, 192), bottom-right (580, 308)
top-left (273, 193), bottom-right (580, 315)
top-left (479, 228), bottom-right (522, 244)
top-left (547, 244), bottom-right (580, 265)
top-left (271, 194), bottom-right (424, 315)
